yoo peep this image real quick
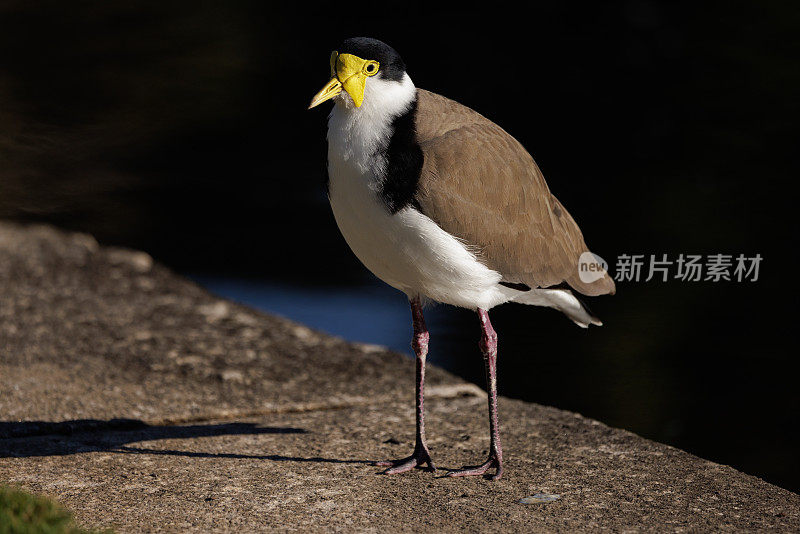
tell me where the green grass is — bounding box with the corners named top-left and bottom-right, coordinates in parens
top-left (0, 486), bottom-right (108, 534)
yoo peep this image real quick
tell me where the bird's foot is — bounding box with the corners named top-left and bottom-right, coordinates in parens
top-left (375, 443), bottom-right (436, 475)
top-left (447, 453), bottom-right (502, 480)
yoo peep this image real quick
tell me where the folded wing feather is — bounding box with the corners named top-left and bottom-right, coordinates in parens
top-left (413, 89), bottom-right (615, 297)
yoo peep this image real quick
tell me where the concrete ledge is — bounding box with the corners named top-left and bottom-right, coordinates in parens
top-left (1, 222), bottom-right (797, 532)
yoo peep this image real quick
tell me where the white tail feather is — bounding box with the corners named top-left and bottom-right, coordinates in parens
top-left (510, 288), bottom-right (602, 328)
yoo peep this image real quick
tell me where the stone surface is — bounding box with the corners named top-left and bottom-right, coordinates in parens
top-left (1, 222), bottom-right (798, 532)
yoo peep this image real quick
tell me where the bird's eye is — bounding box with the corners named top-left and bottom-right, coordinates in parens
top-left (363, 61), bottom-right (379, 76)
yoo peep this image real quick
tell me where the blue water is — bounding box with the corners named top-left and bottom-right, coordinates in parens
top-left (191, 275), bottom-right (417, 355)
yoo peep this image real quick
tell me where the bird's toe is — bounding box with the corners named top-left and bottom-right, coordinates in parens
top-left (447, 457), bottom-right (502, 480)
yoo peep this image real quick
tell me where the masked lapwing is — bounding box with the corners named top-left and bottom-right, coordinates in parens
top-left (309, 37), bottom-right (615, 480)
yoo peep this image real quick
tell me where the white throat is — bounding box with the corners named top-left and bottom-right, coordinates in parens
top-left (326, 73), bottom-right (416, 181)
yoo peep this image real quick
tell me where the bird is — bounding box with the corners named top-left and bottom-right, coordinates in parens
top-left (308, 37), bottom-right (615, 480)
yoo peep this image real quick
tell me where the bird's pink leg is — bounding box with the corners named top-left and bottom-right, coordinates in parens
top-left (375, 297), bottom-right (436, 474)
top-left (448, 308), bottom-right (504, 480)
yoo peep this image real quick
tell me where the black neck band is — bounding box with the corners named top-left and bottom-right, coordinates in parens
top-left (378, 94), bottom-right (423, 214)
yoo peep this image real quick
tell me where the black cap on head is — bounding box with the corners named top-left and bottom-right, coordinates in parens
top-left (338, 37), bottom-right (406, 82)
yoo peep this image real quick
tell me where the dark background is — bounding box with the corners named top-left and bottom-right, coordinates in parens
top-left (1, 1), bottom-right (798, 491)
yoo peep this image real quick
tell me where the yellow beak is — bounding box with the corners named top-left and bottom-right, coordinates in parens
top-left (308, 78), bottom-right (342, 109)
top-left (308, 52), bottom-right (378, 109)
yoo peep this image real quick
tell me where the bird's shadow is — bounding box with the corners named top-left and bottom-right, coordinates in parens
top-left (0, 419), bottom-right (369, 464)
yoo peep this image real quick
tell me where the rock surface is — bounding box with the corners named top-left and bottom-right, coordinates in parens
top-left (1, 221), bottom-right (798, 532)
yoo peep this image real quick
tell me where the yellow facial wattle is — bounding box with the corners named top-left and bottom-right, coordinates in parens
top-left (309, 52), bottom-right (380, 109)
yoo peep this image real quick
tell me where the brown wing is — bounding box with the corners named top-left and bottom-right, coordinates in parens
top-left (414, 89), bottom-right (615, 296)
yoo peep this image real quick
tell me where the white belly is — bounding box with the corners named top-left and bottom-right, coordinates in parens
top-left (328, 162), bottom-right (513, 310)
